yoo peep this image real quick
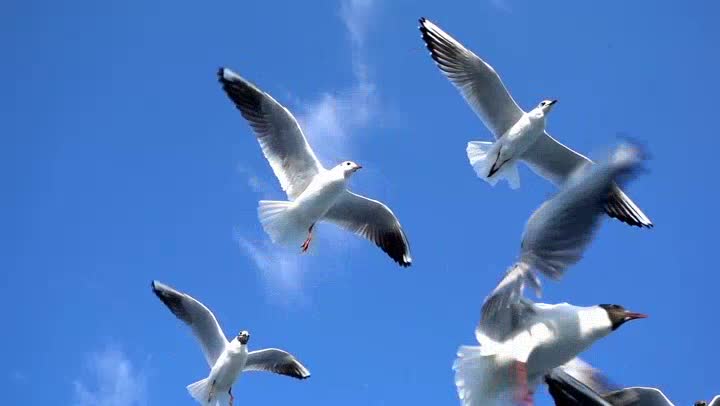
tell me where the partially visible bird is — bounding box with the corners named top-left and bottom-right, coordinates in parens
top-left (151, 281), bottom-right (310, 406)
top-left (418, 17), bottom-right (652, 228)
top-left (482, 143), bottom-right (648, 318)
top-left (454, 299), bottom-right (647, 406)
top-left (217, 67), bottom-right (412, 267)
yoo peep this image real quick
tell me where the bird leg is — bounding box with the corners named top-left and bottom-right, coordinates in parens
top-left (513, 361), bottom-right (533, 406)
top-left (228, 387), bottom-right (234, 406)
top-left (300, 223), bottom-right (315, 253)
top-left (208, 379), bottom-right (216, 403)
top-left (488, 149), bottom-right (503, 177)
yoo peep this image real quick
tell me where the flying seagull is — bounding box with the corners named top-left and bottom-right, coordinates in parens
top-left (453, 144), bottom-right (649, 405)
top-left (483, 143), bottom-right (648, 318)
top-left (151, 281), bottom-right (310, 406)
top-left (418, 17), bottom-right (652, 228)
top-left (217, 67), bottom-right (412, 267)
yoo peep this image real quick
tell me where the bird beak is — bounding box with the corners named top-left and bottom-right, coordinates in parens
top-left (624, 311), bottom-right (648, 321)
top-left (355, 164), bottom-right (363, 171)
top-left (549, 99), bottom-right (558, 106)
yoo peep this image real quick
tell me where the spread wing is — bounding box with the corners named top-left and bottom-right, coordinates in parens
top-left (476, 296), bottom-right (538, 345)
top-left (151, 280), bottom-right (228, 366)
top-left (523, 132), bottom-right (653, 228)
top-left (324, 190), bottom-right (412, 267)
top-left (218, 67), bottom-right (324, 200)
top-left (419, 17), bottom-right (524, 138)
top-left (244, 348), bottom-right (311, 380)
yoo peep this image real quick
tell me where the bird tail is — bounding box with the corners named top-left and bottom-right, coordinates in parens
top-left (257, 200), bottom-right (309, 246)
top-left (454, 345), bottom-right (507, 406)
top-left (186, 377), bottom-right (214, 406)
top-left (466, 141), bottom-right (520, 189)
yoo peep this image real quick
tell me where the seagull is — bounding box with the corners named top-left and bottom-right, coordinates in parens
top-left (151, 281), bottom-right (310, 406)
top-left (482, 143), bottom-right (647, 317)
top-left (454, 299), bottom-right (647, 406)
top-left (418, 17), bottom-right (653, 228)
top-left (453, 144), bottom-right (648, 406)
top-left (217, 67), bottom-right (412, 267)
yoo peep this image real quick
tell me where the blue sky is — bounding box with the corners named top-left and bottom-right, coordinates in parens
top-left (4, 0), bottom-right (719, 404)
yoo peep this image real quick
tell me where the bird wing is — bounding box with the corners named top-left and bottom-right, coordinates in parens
top-left (560, 358), bottom-right (619, 395)
top-left (244, 348), bottom-right (311, 380)
top-left (418, 17), bottom-right (524, 138)
top-left (324, 190), bottom-right (412, 267)
top-left (523, 132), bottom-right (653, 228)
top-left (476, 296), bottom-right (538, 345)
top-left (603, 387), bottom-right (675, 406)
top-left (151, 281), bottom-right (228, 367)
top-left (482, 144), bottom-right (647, 318)
top-left (218, 67), bottom-right (324, 200)
top-left (546, 366), bottom-right (615, 406)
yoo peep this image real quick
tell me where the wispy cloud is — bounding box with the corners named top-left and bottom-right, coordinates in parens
top-left (297, 0), bottom-right (379, 160)
top-left (490, 0), bottom-right (512, 12)
top-left (235, 0), bottom-right (380, 296)
top-left (73, 348), bottom-right (147, 406)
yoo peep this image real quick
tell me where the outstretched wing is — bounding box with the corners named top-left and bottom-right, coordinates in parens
top-left (419, 17), bottom-right (524, 138)
top-left (244, 348), bottom-right (311, 380)
top-left (218, 67), bottom-right (324, 200)
top-left (324, 190), bottom-right (412, 267)
top-left (151, 281), bottom-right (228, 366)
top-left (523, 132), bottom-right (653, 228)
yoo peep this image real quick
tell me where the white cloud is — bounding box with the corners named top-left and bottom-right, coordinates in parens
top-left (73, 348), bottom-right (147, 406)
top-left (297, 0), bottom-right (379, 160)
top-left (236, 235), bottom-right (304, 295)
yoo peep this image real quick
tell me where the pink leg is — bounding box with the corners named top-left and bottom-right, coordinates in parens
top-left (228, 387), bottom-right (234, 406)
top-left (513, 361), bottom-right (533, 406)
top-left (300, 224), bottom-right (315, 253)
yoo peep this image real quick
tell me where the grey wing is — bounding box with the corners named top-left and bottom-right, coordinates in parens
top-left (218, 68), bottom-right (324, 200)
top-left (560, 358), bottom-right (618, 395)
top-left (523, 132), bottom-right (653, 228)
top-left (708, 396), bottom-right (720, 406)
top-left (244, 348), bottom-right (311, 380)
top-left (324, 191), bottom-right (412, 267)
top-left (418, 18), bottom-right (524, 138)
top-left (479, 263), bottom-right (541, 328)
top-left (519, 143), bottom-right (648, 294)
top-left (545, 367), bottom-right (615, 406)
top-left (476, 296), bottom-right (537, 344)
top-left (603, 388), bottom-right (675, 406)
top-left (151, 281), bottom-right (228, 366)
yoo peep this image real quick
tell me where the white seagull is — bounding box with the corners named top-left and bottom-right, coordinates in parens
top-left (217, 67), bottom-right (412, 267)
top-left (483, 143), bottom-right (648, 317)
top-left (151, 281), bottom-right (310, 406)
top-left (418, 17), bottom-right (653, 228)
top-left (453, 144), bottom-right (649, 406)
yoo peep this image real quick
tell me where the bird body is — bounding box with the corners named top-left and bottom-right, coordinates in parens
top-left (456, 302), bottom-right (645, 406)
top-left (468, 104), bottom-right (552, 188)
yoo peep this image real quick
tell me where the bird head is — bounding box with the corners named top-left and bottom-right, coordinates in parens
top-left (533, 99), bottom-right (558, 117)
top-left (599, 304), bottom-right (647, 331)
top-left (336, 161), bottom-right (362, 178)
top-left (237, 330), bottom-right (250, 345)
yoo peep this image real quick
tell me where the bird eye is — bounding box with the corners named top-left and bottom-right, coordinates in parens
top-left (346, 162), bottom-right (351, 166)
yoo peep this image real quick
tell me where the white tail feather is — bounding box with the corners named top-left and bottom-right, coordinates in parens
top-left (257, 200), bottom-right (308, 246)
top-left (454, 345), bottom-right (507, 406)
top-left (186, 377), bottom-right (213, 406)
top-left (466, 141), bottom-right (521, 189)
